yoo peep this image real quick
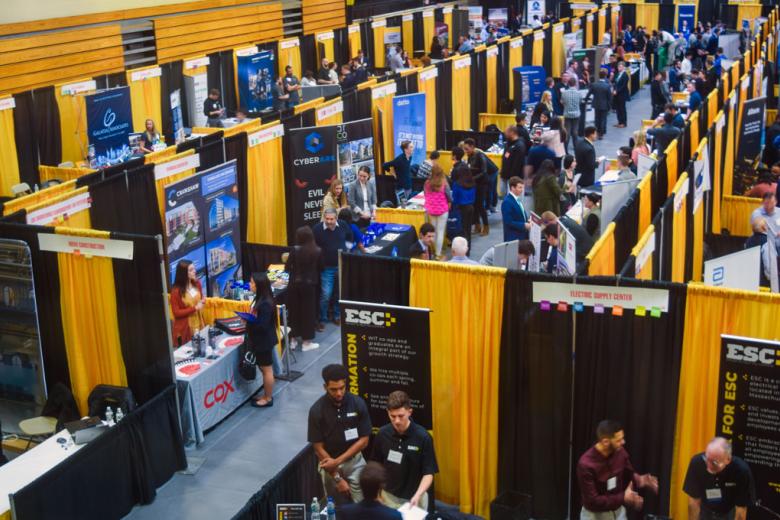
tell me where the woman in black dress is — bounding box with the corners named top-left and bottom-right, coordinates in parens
top-left (246, 272), bottom-right (277, 408)
top-left (285, 226), bottom-right (322, 351)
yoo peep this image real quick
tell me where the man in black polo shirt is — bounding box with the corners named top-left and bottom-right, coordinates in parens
top-left (683, 437), bottom-right (755, 520)
top-left (370, 391), bottom-right (438, 510)
top-left (308, 364), bottom-right (372, 505)
top-left (313, 208), bottom-right (353, 331)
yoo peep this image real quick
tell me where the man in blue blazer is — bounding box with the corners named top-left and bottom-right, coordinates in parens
top-left (501, 176), bottom-right (530, 241)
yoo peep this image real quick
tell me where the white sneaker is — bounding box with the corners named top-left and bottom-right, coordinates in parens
top-left (301, 342), bottom-right (320, 352)
top-left (288, 338), bottom-right (299, 350)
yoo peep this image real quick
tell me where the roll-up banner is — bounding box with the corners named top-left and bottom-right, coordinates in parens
top-left (171, 89), bottom-right (185, 144)
top-left (287, 126), bottom-right (338, 229)
top-left (677, 4), bottom-right (695, 38)
top-left (392, 93), bottom-right (427, 168)
top-left (340, 300), bottom-right (433, 429)
top-left (737, 96), bottom-right (766, 164)
top-left (716, 334), bottom-right (780, 515)
top-left (337, 118), bottom-right (375, 186)
top-left (237, 50), bottom-right (276, 113)
top-left (513, 65), bottom-right (547, 110)
top-left (86, 87), bottom-right (133, 166)
top-left (184, 73), bottom-right (209, 128)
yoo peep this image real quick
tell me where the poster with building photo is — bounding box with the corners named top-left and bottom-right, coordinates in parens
top-left (165, 174), bottom-right (207, 287)
top-left (337, 118), bottom-right (375, 185)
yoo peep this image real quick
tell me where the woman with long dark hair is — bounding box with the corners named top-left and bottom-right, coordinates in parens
top-left (245, 272), bottom-right (277, 407)
top-left (170, 260), bottom-right (204, 346)
top-left (284, 226), bottom-right (322, 351)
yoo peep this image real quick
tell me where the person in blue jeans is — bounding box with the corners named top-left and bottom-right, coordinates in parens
top-left (313, 208), bottom-right (353, 331)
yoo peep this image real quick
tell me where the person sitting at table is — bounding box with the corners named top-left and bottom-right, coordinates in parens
top-left (139, 119), bottom-right (162, 154)
top-left (583, 192), bottom-right (602, 239)
top-left (347, 166), bottom-right (377, 228)
top-left (170, 260), bottom-right (205, 347)
top-left (409, 223), bottom-right (436, 260)
top-left (321, 179), bottom-right (348, 220)
top-left (284, 226), bottom-right (322, 352)
top-left (631, 131), bottom-right (650, 165)
top-left (448, 236), bottom-right (479, 265)
top-left (246, 272), bottom-right (278, 408)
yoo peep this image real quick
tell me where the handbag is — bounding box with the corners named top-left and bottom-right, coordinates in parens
top-left (238, 336), bottom-right (257, 381)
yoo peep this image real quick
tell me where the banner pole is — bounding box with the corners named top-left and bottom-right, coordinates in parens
top-left (157, 234), bottom-right (184, 438)
top-left (275, 303), bottom-right (303, 382)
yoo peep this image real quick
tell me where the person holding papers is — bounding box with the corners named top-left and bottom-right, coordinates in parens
top-left (203, 89), bottom-right (225, 127)
top-left (244, 272), bottom-right (277, 408)
top-left (501, 176), bottom-right (530, 241)
top-left (370, 391), bottom-right (438, 510)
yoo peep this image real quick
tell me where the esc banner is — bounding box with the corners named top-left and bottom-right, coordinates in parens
top-left (86, 86), bottom-right (133, 165)
top-left (715, 335), bottom-right (780, 514)
top-left (340, 300), bottom-right (433, 429)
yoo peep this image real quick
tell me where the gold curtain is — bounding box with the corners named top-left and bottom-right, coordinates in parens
top-left (247, 122), bottom-right (287, 245)
top-left (409, 260), bottom-right (504, 518)
top-left (223, 118), bottom-right (261, 138)
top-left (669, 284), bottom-right (780, 520)
top-left (316, 33), bottom-right (336, 63)
top-left (721, 72), bottom-right (730, 105)
top-left (586, 12), bottom-right (595, 48)
top-left (38, 165), bottom-right (94, 183)
top-left (688, 111), bottom-right (699, 156)
top-left (486, 48), bottom-right (498, 113)
top-left (126, 66), bottom-right (163, 134)
top-left (737, 4), bottom-right (764, 28)
top-left (532, 31), bottom-right (544, 66)
top-left (585, 221), bottom-right (615, 275)
top-left (707, 90), bottom-right (719, 127)
top-left (631, 224), bottom-right (655, 280)
top-left (144, 146), bottom-right (178, 164)
top-left (637, 172), bottom-right (653, 236)
top-left (154, 149), bottom-right (198, 224)
top-left (54, 80), bottom-right (94, 165)
top-left (294, 97), bottom-right (324, 115)
top-left (598, 9), bottom-right (606, 45)
top-left (375, 207), bottom-right (426, 229)
top-left (635, 4), bottom-right (659, 32)
top-left (348, 25), bottom-right (362, 58)
top-left (24, 186), bottom-right (90, 228)
top-left (372, 21), bottom-right (387, 68)
top-left (278, 38), bottom-right (302, 78)
top-left (479, 113), bottom-right (516, 132)
top-left (721, 195), bottom-right (759, 237)
top-left (422, 11), bottom-right (435, 52)
top-left (3, 179), bottom-right (77, 216)
top-left (552, 23), bottom-right (565, 77)
top-left (723, 97), bottom-right (736, 196)
top-left (665, 140), bottom-right (679, 196)
top-left (671, 172), bottom-right (688, 283)
top-left (0, 99), bottom-right (20, 198)
top-left (451, 56), bottom-right (471, 130)
top-left (371, 82), bottom-right (395, 167)
top-left (402, 17), bottom-right (414, 53)
top-left (712, 112), bottom-right (724, 232)
top-left (55, 225), bottom-right (127, 414)
top-left (200, 297), bottom-right (251, 325)
top-left (418, 66), bottom-right (437, 152)
top-left (508, 37), bottom-right (524, 95)
top-left (315, 97), bottom-right (344, 127)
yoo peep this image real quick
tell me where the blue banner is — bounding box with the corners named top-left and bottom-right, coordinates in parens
top-left (237, 50), bottom-right (275, 112)
top-left (86, 87), bottom-right (133, 166)
top-left (515, 66), bottom-right (546, 109)
top-left (677, 4), bottom-right (695, 39)
top-left (392, 93), bottom-right (426, 167)
top-left (171, 89), bottom-right (184, 144)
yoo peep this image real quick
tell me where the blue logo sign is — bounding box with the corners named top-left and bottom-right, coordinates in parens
top-left (305, 132), bottom-right (324, 154)
top-left (103, 108), bottom-right (116, 128)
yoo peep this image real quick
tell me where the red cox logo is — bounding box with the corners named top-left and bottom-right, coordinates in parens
top-left (204, 377), bottom-right (235, 408)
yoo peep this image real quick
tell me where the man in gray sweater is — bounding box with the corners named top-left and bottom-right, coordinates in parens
top-left (560, 77), bottom-right (584, 153)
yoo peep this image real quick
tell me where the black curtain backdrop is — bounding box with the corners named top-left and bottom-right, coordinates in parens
top-left (13, 90), bottom-right (39, 187)
top-left (89, 165), bottom-right (161, 237)
top-left (220, 50), bottom-right (238, 113)
top-left (497, 40), bottom-right (510, 110)
top-left (684, 164), bottom-right (694, 282)
top-left (334, 28), bottom-right (350, 65)
top-left (613, 191), bottom-right (639, 274)
top-left (343, 88), bottom-right (372, 122)
top-left (522, 33), bottom-right (533, 67)
top-left (413, 12), bottom-right (425, 56)
top-left (225, 133), bottom-right (249, 242)
top-left (542, 26), bottom-right (553, 74)
top-left (651, 210), bottom-right (663, 280)
top-left (196, 139), bottom-right (226, 171)
top-left (570, 279), bottom-right (686, 518)
top-left (232, 445), bottom-right (324, 520)
top-left (498, 270), bottom-right (572, 520)
top-left (160, 61), bottom-right (186, 140)
top-left (438, 60), bottom-right (453, 144)
top-left (300, 35), bottom-right (317, 78)
top-left (472, 50), bottom-right (486, 130)
top-left (659, 196), bottom-right (675, 281)
top-left (340, 252), bottom-right (411, 306)
top-left (653, 155), bottom-right (669, 213)
top-left (11, 385), bottom-right (185, 520)
top-left (33, 86), bottom-right (62, 167)
top-left (242, 242), bottom-right (292, 280)
top-left (621, 5), bottom-right (637, 32)
top-left (94, 72), bottom-right (128, 90)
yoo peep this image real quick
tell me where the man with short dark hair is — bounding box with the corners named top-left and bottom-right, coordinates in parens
top-left (502, 176), bottom-right (529, 241)
top-left (462, 138), bottom-right (490, 236)
top-left (576, 420), bottom-right (658, 519)
top-left (203, 88), bottom-right (225, 127)
top-left (561, 76), bottom-right (583, 152)
top-left (687, 80), bottom-right (703, 114)
top-left (542, 223), bottom-right (560, 273)
top-left (449, 146), bottom-right (470, 184)
top-left (586, 69), bottom-right (613, 139)
top-left (500, 125), bottom-right (526, 197)
top-left (338, 462), bottom-right (403, 519)
top-left (665, 103), bottom-right (686, 129)
top-left (515, 112), bottom-right (532, 151)
top-left (369, 391), bottom-right (438, 510)
top-left (541, 210), bottom-right (595, 267)
top-left (479, 239), bottom-right (535, 268)
top-left (648, 112), bottom-right (682, 155)
top-left (751, 191), bottom-right (780, 238)
top-left (383, 140), bottom-right (414, 200)
top-left (575, 126), bottom-right (599, 188)
top-left (409, 223), bottom-right (436, 259)
top-left (313, 208), bottom-right (353, 330)
top-left (612, 61), bottom-right (629, 128)
top-left (308, 364), bottom-right (372, 505)
top-left (283, 65), bottom-right (301, 107)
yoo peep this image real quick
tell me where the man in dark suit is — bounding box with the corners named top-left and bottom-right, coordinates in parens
top-left (650, 71), bottom-right (669, 119)
top-left (541, 211), bottom-right (595, 267)
top-left (338, 462), bottom-right (402, 520)
top-left (586, 70), bottom-right (613, 139)
top-left (382, 140), bottom-right (414, 200)
top-left (501, 176), bottom-right (529, 241)
top-left (612, 61), bottom-right (630, 128)
top-left (408, 223), bottom-right (435, 260)
top-left (575, 126), bottom-right (599, 188)
top-left (499, 125), bottom-right (526, 197)
top-left (514, 112), bottom-right (532, 152)
top-left (648, 112), bottom-right (682, 155)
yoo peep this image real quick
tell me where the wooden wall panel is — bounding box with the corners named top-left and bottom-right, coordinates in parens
top-left (302, 0), bottom-right (345, 34)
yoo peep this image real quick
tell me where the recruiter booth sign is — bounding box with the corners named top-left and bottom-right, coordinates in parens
top-left (86, 87), bottom-right (133, 166)
top-left (716, 335), bottom-right (780, 514)
top-left (340, 300), bottom-right (433, 429)
top-left (287, 126), bottom-right (338, 229)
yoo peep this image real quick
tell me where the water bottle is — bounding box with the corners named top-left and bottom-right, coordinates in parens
top-left (326, 497), bottom-right (336, 520)
top-left (391, 246), bottom-right (398, 257)
top-left (310, 498), bottom-right (320, 520)
top-left (115, 407), bottom-right (124, 422)
top-left (105, 406), bottom-right (114, 425)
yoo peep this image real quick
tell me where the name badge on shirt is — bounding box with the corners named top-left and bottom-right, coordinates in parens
top-left (188, 287), bottom-right (198, 298)
top-left (387, 450), bottom-right (403, 464)
top-left (344, 428), bottom-right (358, 441)
top-left (705, 488), bottom-right (722, 500)
top-left (607, 476), bottom-right (617, 491)
top-left (775, 217), bottom-right (780, 226)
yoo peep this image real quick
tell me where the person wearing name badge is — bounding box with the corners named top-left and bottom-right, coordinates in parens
top-left (308, 364), bottom-right (372, 505)
top-left (203, 88), bottom-right (225, 127)
top-left (502, 176), bottom-right (530, 241)
top-left (369, 391), bottom-right (438, 511)
top-left (244, 272), bottom-right (277, 408)
top-left (382, 140), bottom-right (414, 201)
top-left (683, 437), bottom-right (755, 520)
top-left (347, 166), bottom-right (377, 228)
top-left (576, 420), bottom-right (658, 520)
top-left (170, 260), bottom-right (205, 346)
top-left (139, 119), bottom-right (162, 154)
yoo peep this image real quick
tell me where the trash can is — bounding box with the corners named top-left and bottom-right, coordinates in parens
top-left (490, 491), bottom-right (532, 520)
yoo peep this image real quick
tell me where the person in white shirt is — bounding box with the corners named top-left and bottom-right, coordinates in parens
top-left (347, 166), bottom-right (377, 227)
top-left (448, 236), bottom-right (479, 265)
top-left (301, 70), bottom-right (317, 87)
top-left (681, 52), bottom-right (693, 76)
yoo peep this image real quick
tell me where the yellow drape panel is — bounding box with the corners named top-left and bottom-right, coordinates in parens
top-left (371, 82), bottom-right (395, 168)
top-left (315, 98), bottom-right (344, 127)
top-left (635, 4), bottom-right (659, 32)
top-left (0, 101), bottom-right (20, 198)
top-left (373, 23), bottom-right (387, 68)
top-left (671, 172), bottom-right (688, 283)
top-left (670, 284), bottom-right (780, 520)
top-left (598, 9), bottom-right (606, 45)
top-left (721, 195), bottom-right (760, 237)
top-left (25, 186), bottom-right (90, 228)
top-left (479, 113), bottom-right (516, 132)
top-left (374, 207), bottom-right (426, 229)
top-left (585, 13), bottom-right (595, 48)
top-left (723, 99), bottom-right (736, 196)
top-left (451, 57), bottom-right (471, 130)
top-left (737, 4), bottom-right (763, 28)
top-left (54, 81), bottom-right (93, 164)
top-left (721, 73), bottom-right (730, 104)
top-left (223, 118), bottom-right (262, 138)
top-left (247, 124), bottom-right (287, 245)
top-left (408, 260), bottom-right (504, 518)
top-left (423, 11), bottom-right (435, 52)
top-left (60, 206), bottom-right (91, 229)
top-left (190, 126), bottom-right (221, 135)
top-left (418, 67), bottom-right (437, 152)
top-left (712, 112), bottom-right (724, 232)
top-left (665, 140), bottom-right (679, 195)
top-left (155, 149), bottom-right (197, 224)
top-left (126, 67), bottom-right (163, 134)
top-left (688, 111), bottom-right (699, 156)
top-left (316, 34), bottom-right (335, 63)
top-left (443, 11), bottom-right (453, 47)
top-left (55, 225), bottom-right (127, 415)
top-left (692, 197), bottom-right (704, 281)
top-left (631, 224), bottom-right (655, 280)
top-left (402, 19), bottom-right (414, 52)
top-left (585, 221), bottom-right (616, 275)
top-left (278, 39), bottom-right (302, 78)
top-left (532, 32), bottom-right (544, 66)
top-left (552, 24), bottom-right (564, 77)
top-left (3, 179), bottom-right (77, 216)
top-left (706, 91), bottom-right (719, 127)
top-left (38, 165), bottom-right (94, 184)
top-left (200, 297), bottom-right (251, 326)
top-left (486, 50), bottom-right (498, 113)
top-left (508, 38), bottom-right (523, 95)
top-left (730, 67), bottom-right (741, 102)
top-left (637, 172), bottom-right (653, 236)
top-left (294, 97), bottom-right (324, 115)
top-left (144, 146), bottom-right (178, 164)
top-left (348, 26), bottom-right (362, 58)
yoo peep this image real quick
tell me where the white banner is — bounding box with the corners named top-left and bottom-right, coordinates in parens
top-left (704, 247), bottom-right (761, 291)
top-left (248, 124), bottom-right (284, 147)
top-left (420, 67), bottom-right (439, 81)
top-left (534, 30), bottom-right (545, 40)
top-left (348, 25), bottom-right (360, 34)
top-left (372, 19), bottom-right (387, 29)
top-left (0, 97), bottom-right (15, 111)
top-left (454, 56), bottom-right (472, 69)
top-left (372, 82), bottom-right (397, 99)
top-left (443, 7), bottom-right (453, 14)
top-left (403, 14), bottom-right (413, 22)
top-left (635, 232), bottom-right (655, 276)
top-left (38, 233), bottom-right (134, 260)
top-left (316, 31), bottom-right (334, 41)
top-left (423, 9), bottom-right (434, 18)
top-left (571, 3), bottom-right (597, 10)
top-left (533, 282), bottom-right (670, 311)
top-left (674, 178), bottom-right (689, 212)
top-left (511, 37), bottom-right (524, 48)
top-left (185, 56), bottom-right (210, 69)
top-left (130, 67), bottom-right (162, 82)
top-left (587, 14), bottom-right (595, 22)
top-left (487, 46), bottom-right (499, 57)
top-left (61, 80), bottom-right (96, 96)
top-left (554, 24), bottom-right (565, 33)
top-left (154, 154), bottom-right (201, 181)
top-left (235, 46), bottom-right (258, 57)
top-left (317, 100), bottom-right (343, 121)
top-left (26, 191), bottom-right (91, 226)
top-left (280, 38), bottom-right (299, 49)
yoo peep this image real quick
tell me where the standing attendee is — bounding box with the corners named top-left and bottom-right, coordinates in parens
top-left (543, 224), bottom-right (561, 273)
top-left (203, 88), bottom-right (225, 127)
top-left (502, 176), bottom-right (530, 241)
top-left (480, 239), bottom-right (535, 268)
top-left (681, 51), bottom-right (693, 76)
top-left (370, 391), bottom-right (438, 509)
top-left (429, 36), bottom-right (444, 59)
top-left (423, 168), bottom-right (451, 259)
top-left (273, 76), bottom-right (289, 111)
top-left (282, 65), bottom-right (301, 107)
top-left (582, 192), bottom-right (602, 239)
top-left (631, 131), bottom-right (650, 165)
top-left (544, 118), bottom-right (567, 160)
top-left (533, 159), bottom-right (563, 216)
top-left (317, 58), bottom-right (335, 84)
top-left (575, 126), bottom-right (599, 188)
top-left (751, 192), bottom-right (780, 238)
top-left (687, 80), bottom-right (703, 114)
top-left (409, 223), bottom-right (436, 260)
top-left (525, 134), bottom-right (558, 179)
top-left (244, 272), bottom-right (277, 408)
top-left (500, 125), bottom-right (527, 197)
top-left (666, 103), bottom-right (686, 129)
top-left (457, 35), bottom-right (474, 54)
top-left (139, 119), bottom-right (162, 154)
top-left (388, 45), bottom-right (405, 72)
top-left (650, 71), bottom-right (668, 119)
top-left (301, 70), bottom-right (317, 87)
top-left (587, 70), bottom-right (613, 139)
top-left (463, 138), bottom-right (490, 236)
top-left (613, 61), bottom-right (630, 128)
top-left (308, 364), bottom-right (371, 505)
top-left (623, 25), bottom-right (634, 52)
top-left (561, 77), bottom-right (583, 152)
top-left (576, 420), bottom-right (659, 518)
top-left (448, 236), bottom-right (479, 264)
top-left (321, 179), bottom-right (348, 219)
top-left (669, 60), bottom-right (682, 92)
top-left (541, 211), bottom-right (595, 266)
top-left (284, 226), bottom-right (321, 352)
top-left (313, 209), bottom-right (353, 331)
top-left (451, 148), bottom-right (476, 249)
top-left (532, 91), bottom-right (554, 125)
top-left (546, 77), bottom-right (563, 116)
top-left (338, 463), bottom-right (402, 520)
top-left (683, 437), bottom-right (755, 520)
top-left (515, 112), bottom-right (533, 152)
top-left (347, 166), bottom-right (377, 227)
top-left (648, 113), bottom-right (681, 154)
top-left (383, 140), bottom-right (414, 200)
top-left (560, 154), bottom-right (578, 212)
top-left (417, 150), bottom-right (437, 179)
top-left (170, 260), bottom-right (204, 346)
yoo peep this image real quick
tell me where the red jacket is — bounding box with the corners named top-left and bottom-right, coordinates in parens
top-left (170, 280), bottom-right (203, 346)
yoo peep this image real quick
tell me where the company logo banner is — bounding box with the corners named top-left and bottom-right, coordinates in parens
top-left (86, 87), bottom-right (133, 166)
top-left (392, 93), bottom-right (426, 167)
top-left (287, 126), bottom-right (338, 229)
top-left (237, 50), bottom-right (275, 112)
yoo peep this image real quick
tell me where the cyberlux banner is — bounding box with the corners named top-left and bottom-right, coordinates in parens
top-left (737, 97), bottom-right (766, 164)
top-left (237, 50), bottom-right (275, 112)
top-left (392, 93), bottom-right (426, 168)
top-left (340, 300), bottom-right (433, 429)
top-left (715, 335), bottom-right (780, 515)
top-left (287, 126), bottom-right (338, 230)
top-left (677, 4), bottom-right (695, 38)
top-left (337, 118), bottom-right (375, 186)
top-left (86, 87), bottom-right (133, 166)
